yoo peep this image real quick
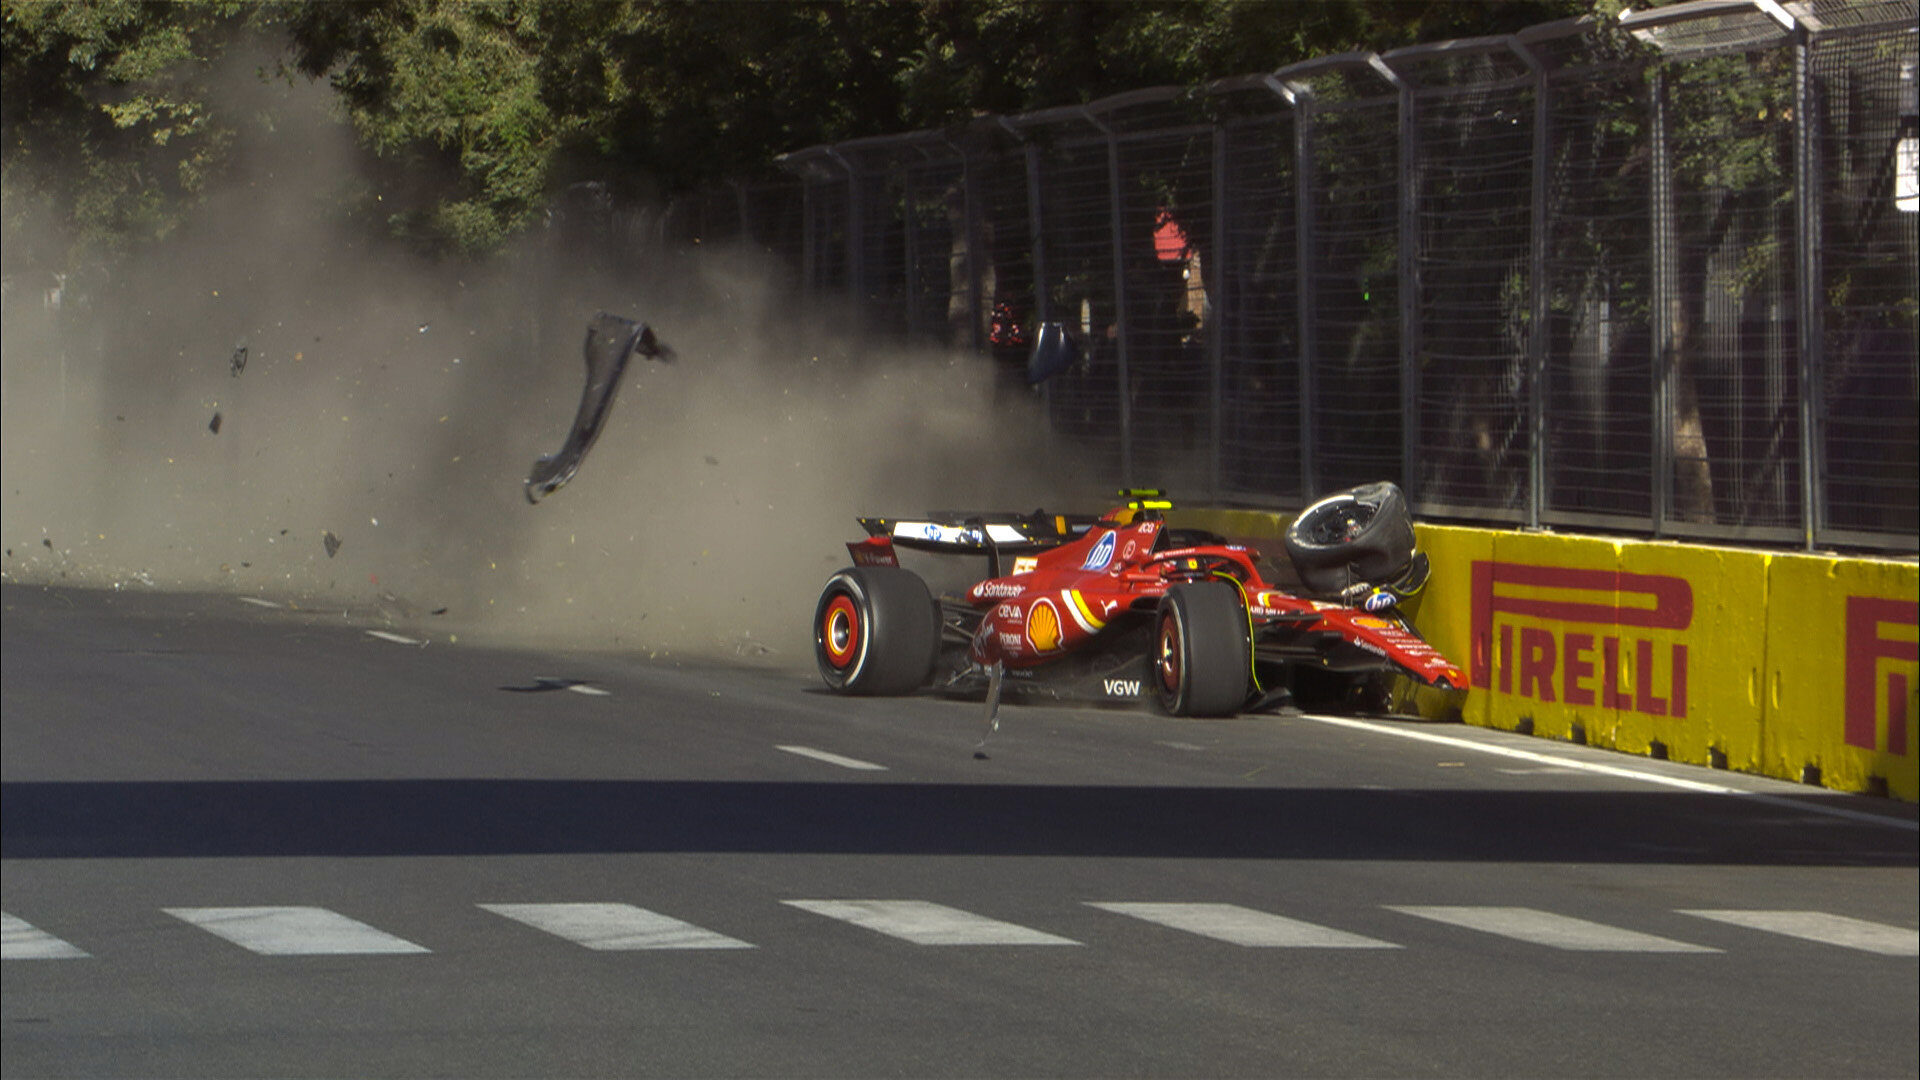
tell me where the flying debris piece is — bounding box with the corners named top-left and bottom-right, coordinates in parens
top-left (525, 313), bottom-right (674, 504)
top-left (208, 411), bottom-right (222, 435)
top-left (323, 531), bottom-right (342, 558)
top-left (976, 661), bottom-right (1006, 751)
top-left (230, 343), bottom-right (248, 377)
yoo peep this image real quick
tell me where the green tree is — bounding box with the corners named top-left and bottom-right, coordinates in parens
top-left (7, 0), bottom-right (1593, 261)
top-left (1, 0), bottom-right (271, 274)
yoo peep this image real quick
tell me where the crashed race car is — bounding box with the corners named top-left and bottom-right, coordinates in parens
top-left (812, 483), bottom-right (1467, 720)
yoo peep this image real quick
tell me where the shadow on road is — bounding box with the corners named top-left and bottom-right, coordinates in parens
top-left (3, 778), bottom-right (1911, 865)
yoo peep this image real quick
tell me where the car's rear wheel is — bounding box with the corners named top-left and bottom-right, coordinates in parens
top-left (1154, 581), bottom-right (1250, 716)
top-left (814, 567), bottom-right (939, 695)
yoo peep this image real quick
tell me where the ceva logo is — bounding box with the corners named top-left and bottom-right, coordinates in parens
top-left (1471, 562), bottom-right (1692, 717)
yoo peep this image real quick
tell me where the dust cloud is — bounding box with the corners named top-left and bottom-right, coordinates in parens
top-left (0, 57), bottom-right (1101, 668)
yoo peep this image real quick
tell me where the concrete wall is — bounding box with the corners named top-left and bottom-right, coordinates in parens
top-left (1171, 510), bottom-right (1919, 802)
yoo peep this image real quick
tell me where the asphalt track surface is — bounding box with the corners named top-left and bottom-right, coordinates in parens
top-left (3, 583), bottom-right (1916, 1078)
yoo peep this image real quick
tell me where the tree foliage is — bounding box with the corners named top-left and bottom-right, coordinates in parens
top-left (4, 0), bottom-right (1589, 261)
top-left (1, 0), bottom-right (270, 267)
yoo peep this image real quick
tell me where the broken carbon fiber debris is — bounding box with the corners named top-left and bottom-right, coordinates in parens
top-left (208, 412), bottom-right (222, 435)
top-left (525, 313), bottom-right (675, 504)
top-left (323, 531), bottom-right (342, 558)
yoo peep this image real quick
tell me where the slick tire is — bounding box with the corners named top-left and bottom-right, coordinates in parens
top-left (1153, 581), bottom-right (1251, 717)
top-left (1283, 482), bottom-right (1416, 596)
top-left (814, 566), bottom-right (939, 696)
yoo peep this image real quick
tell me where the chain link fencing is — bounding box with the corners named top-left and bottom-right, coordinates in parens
top-left (658, 1), bottom-right (1917, 553)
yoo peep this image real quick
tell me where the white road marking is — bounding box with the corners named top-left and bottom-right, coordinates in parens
top-left (1680, 910), bottom-right (1920, 956)
top-left (235, 597), bottom-right (281, 609)
top-left (775, 745), bottom-right (887, 771)
top-left (1386, 906), bottom-right (1718, 952)
top-left (364, 630), bottom-right (426, 647)
top-left (1088, 902), bottom-right (1399, 949)
top-left (1296, 713), bottom-right (1918, 833)
top-left (480, 903), bottom-right (753, 950)
top-left (164, 906), bottom-right (430, 955)
top-left (784, 900), bottom-right (1080, 946)
top-left (2, 912), bottom-right (89, 959)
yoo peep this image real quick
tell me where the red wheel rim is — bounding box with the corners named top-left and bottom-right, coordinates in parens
top-left (1156, 617), bottom-right (1181, 693)
top-left (822, 594), bottom-right (860, 669)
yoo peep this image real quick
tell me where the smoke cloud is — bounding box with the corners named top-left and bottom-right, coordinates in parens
top-left (1, 55), bottom-right (1101, 668)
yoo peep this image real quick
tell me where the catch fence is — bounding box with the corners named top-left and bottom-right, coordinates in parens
top-left (659, 0), bottom-right (1919, 553)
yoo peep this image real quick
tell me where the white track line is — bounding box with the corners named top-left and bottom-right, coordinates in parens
top-left (2, 912), bottom-right (89, 959)
top-left (784, 900), bottom-right (1079, 945)
top-left (1387, 906), bottom-right (1717, 953)
top-left (165, 906), bottom-right (429, 955)
top-left (1680, 910), bottom-right (1919, 956)
top-left (1295, 713), bottom-right (1917, 832)
top-left (480, 903), bottom-right (753, 950)
top-left (776, 745), bottom-right (887, 771)
top-left (1089, 902), bottom-right (1399, 949)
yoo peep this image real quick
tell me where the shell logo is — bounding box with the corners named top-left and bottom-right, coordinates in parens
top-left (1026, 598), bottom-right (1064, 652)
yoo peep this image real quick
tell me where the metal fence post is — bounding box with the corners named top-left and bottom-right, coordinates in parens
top-left (1385, 57), bottom-right (1420, 505)
top-left (827, 149), bottom-right (864, 308)
top-left (1517, 37), bottom-right (1551, 531)
top-left (1649, 65), bottom-right (1675, 538)
top-left (1792, 23), bottom-right (1826, 550)
top-left (964, 144), bottom-right (986, 352)
top-left (1268, 76), bottom-right (1318, 498)
top-left (1209, 124), bottom-right (1229, 501)
top-left (1099, 114), bottom-right (1135, 486)
top-left (1022, 137), bottom-right (1049, 327)
top-left (903, 166), bottom-right (921, 340)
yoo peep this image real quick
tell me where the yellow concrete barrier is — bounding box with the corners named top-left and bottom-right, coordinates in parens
top-left (1765, 553), bottom-right (1919, 799)
top-left (1173, 505), bottom-right (1918, 801)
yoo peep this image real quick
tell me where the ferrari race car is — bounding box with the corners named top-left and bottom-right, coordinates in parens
top-left (812, 483), bottom-right (1467, 720)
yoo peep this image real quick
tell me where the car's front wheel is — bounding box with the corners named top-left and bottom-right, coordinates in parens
top-left (814, 566), bottom-right (939, 695)
top-left (1153, 581), bottom-right (1251, 716)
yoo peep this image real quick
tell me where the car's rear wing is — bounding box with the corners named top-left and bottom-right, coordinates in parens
top-left (849, 512), bottom-right (1102, 575)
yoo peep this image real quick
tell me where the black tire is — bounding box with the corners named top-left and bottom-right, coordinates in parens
top-left (814, 567), bottom-right (939, 696)
top-left (1153, 582), bottom-right (1251, 717)
top-left (1283, 482), bottom-right (1416, 596)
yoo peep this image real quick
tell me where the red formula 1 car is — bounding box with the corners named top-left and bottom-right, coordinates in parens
top-left (812, 484), bottom-right (1466, 720)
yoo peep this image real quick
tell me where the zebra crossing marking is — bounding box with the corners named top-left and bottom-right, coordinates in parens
top-left (1385, 906), bottom-right (1718, 953)
top-left (163, 906), bottom-right (431, 956)
top-left (784, 900), bottom-right (1080, 946)
top-left (479, 903), bottom-right (754, 950)
top-left (2, 912), bottom-right (89, 960)
top-left (1680, 910), bottom-right (1919, 956)
top-left (1088, 902), bottom-right (1400, 949)
top-left (17, 901), bottom-right (1909, 962)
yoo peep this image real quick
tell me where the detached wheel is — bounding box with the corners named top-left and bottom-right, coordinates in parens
top-left (1283, 482), bottom-right (1416, 595)
top-left (814, 567), bottom-right (939, 695)
top-left (1153, 581), bottom-right (1251, 717)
